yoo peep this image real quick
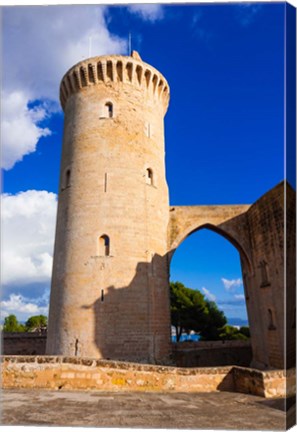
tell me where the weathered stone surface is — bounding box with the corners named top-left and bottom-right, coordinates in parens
top-left (2, 388), bottom-right (292, 429)
top-left (2, 333), bottom-right (46, 356)
top-left (1, 356), bottom-right (294, 399)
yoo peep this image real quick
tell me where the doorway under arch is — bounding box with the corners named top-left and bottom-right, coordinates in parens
top-left (169, 226), bottom-right (252, 367)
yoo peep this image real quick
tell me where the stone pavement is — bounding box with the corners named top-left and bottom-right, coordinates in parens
top-left (1, 389), bottom-right (292, 430)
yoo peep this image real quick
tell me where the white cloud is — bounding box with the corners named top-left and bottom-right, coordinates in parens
top-left (1, 294), bottom-right (49, 322)
top-left (127, 4), bottom-right (164, 22)
top-left (2, 6), bottom-right (127, 170)
top-left (202, 287), bottom-right (216, 302)
top-left (234, 294), bottom-right (245, 301)
top-left (221, 278), bottom-right (242, 292)
top-left (3, 6), bottom-right (126, 102)
top-left (1, 190), bottom-right (57, 286)
top-left (1, 91), bottom-right (51, 169)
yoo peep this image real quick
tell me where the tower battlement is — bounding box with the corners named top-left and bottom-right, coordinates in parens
top-left (60, 52), bottom-right (170, 112)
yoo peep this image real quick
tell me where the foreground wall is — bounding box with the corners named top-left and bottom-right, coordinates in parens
top-left (1, 356), bottom-right (295, 399)
top-left (173, 341), bottom-right (252, 367)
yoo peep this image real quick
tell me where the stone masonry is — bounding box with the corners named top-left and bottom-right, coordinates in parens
top-left (46, 52), bottom-right (295, 369)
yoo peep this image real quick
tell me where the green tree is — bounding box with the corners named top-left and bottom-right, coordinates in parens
top-left (218, 325), bottom-right (249, 341)
top-left (170, 282), bottom-right (227, 341)
top-left (199, 300), bottom-right (227, 341)
top-left (239, 326), bottom-right (250, 338)
top-left (25, 315), bottom-right (47, 332)
top-left (3, 314), bottom-right (25, 332)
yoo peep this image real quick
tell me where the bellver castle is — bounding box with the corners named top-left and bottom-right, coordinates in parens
top-left (46, 51), bottom-right (295, 370)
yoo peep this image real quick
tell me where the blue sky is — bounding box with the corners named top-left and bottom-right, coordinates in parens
top-left (1, 3), bottom-right (286, 324)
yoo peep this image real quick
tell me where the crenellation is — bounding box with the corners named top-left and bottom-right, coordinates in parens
top-left (88, 63), bottom-right (95, 84)
top-left (73, 69), bottom-right (81, 90)
top-left (116, 60), bottom-right (123, 81)
top-left (136, 64), bottom-right (143, 85)
top-left (106, 60), bottom-right (112, 81)
top-left (97, 61), bottom-right (104, 81)
top-left (152, 74), bottom-right (158, 94)
top-left (80, 66), bottom-right (87, 86)
top-left (125, 61), bottom-right (133, 82)
top-left (102, 60), bottom-right (108, 82)
top-left (60, 55), bottom-right (170, 112)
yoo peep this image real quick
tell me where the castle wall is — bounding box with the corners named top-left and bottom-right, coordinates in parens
top-left (2, 356), bottom-right (294, 399)
top-left (2, 333), bottom-right (47, 356)
top-left (243, 182), bottom-right (295, 370)
top-left (2, 333), bottom-right (253, 368)
top-left (173, 340), bottom-right (252, 368)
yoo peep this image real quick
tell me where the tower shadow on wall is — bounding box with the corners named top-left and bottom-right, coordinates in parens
top-left (81, 253), bottom-right (171, 364)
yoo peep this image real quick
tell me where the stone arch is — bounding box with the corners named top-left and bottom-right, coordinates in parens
top-left (168, 205), bottom-right (252, 274)
top-left (169, 222), bottom-right (252, 274)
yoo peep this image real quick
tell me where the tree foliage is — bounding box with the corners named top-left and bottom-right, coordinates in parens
top-left (3, 314), bottom-right (25, 332)
top-left (218, 325), bottom-right (249, 340)
top-left (3, 314), bottom-right (47, 333)
top-left (25, 315), bottom-right (47, 332)
top-left (170, 281), bottom-right (227, 341)
top-left (170, 281), bottom-right (250, 341)
top-left (199, 300), bottom-right (227, 341)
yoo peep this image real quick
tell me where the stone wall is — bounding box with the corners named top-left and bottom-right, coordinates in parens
top-left (1, 356), bottom-right (294, 399)
top-left (173, 340), bottom-right (252, 367)
top-left (2, 333), bottom-right (47, 356)
top-left (2, 334), bottom-right (252, 370)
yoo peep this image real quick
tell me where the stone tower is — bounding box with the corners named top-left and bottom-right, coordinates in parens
top-left (46, 52), bottom-right (171, 363)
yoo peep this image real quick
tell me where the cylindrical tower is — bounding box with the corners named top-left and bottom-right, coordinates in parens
top-left (46, 51), bottom-right (171, 363)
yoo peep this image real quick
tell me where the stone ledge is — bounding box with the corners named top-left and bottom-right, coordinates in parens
top-left (1, 356), bottom-right (295, 399)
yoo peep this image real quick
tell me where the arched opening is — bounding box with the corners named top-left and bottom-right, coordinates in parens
top-left (170, 227), bottom-right (251, 367)
top-left (146, 168), bottom-right (153, 186)
top-left (105, 102), bottom-right (113, 118)
top-left (99, 235), bottom-right (110, 256)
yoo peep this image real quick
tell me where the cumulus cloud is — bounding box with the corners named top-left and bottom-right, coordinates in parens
top-left (221, 278), bottom-right (242, 292)
top-left (202, 287), bottom-right (216, 302)
top-left (2, 6), bottom-right (126, 170)
top-left (1, 294), bottom-right (49, 322)
top-left (1, 190), bottom-right (57, 287)
top-left (1, 91), bottom-right (51, 169)
top-left (2, 6), bottom-right (126, 102)
top-left (127, 4), bottom-right (164, 22)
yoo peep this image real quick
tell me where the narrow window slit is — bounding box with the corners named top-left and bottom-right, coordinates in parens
top-left (146, 168), bottom-right (153, 185)
top-left (75, 339), bottom-right (79, 356)
top-left (104, 173), bottom-right (108, 192)
top-left (268, 309), bottom-right (276, 330)
top-left (65, 169), bottom-right (71, 188)
top-left (105, 102), bottom-right (113, 118)
top-left (99, 235), bottom-right (110, 256)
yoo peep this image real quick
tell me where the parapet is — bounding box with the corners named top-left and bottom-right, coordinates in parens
top-left (60, 51), bottom-right (170, 112)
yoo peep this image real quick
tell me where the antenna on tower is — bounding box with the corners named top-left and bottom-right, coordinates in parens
top-left (128, 32), bottom-right (132, 55)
